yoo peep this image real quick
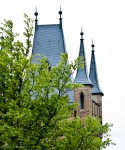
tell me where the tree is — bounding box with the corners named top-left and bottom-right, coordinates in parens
top-left (0, 14), bottom-right (114, 149)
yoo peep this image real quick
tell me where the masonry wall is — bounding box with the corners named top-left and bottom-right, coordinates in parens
top-left (74, 85), bottom-right (92, 118)
top-left (92, 95), bottom-right (102, 118)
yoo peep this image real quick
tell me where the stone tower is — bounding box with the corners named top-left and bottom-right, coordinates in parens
top-left (74, 30), bottom-right (93, 118)
top-left (32, 8), bottom-right (104, 119)
top-left (73, 35), bottom-right (104, 118)
top-left (89, 41), bottom-right (104, 118)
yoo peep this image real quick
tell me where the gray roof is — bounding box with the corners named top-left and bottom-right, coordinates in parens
top-left (89, 45), bottom-right (104, 96)
top-left (74, 36), bottom-right (93, 87)
top-left (67, 90), bottom-right (74, 103)
top-left (32, 24), bottom-right (66, 66)
top-left (32, 16), bottom-right (75, 102)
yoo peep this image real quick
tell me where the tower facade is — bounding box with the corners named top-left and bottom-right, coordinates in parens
top-left (32, 9), bottom-right (104, 119)
top-left (74, 30), bottom-right (93, 118)
top-left (74, 38), bottom-right (104, 118)
top-left (89, 41), bottom-right (104, 118)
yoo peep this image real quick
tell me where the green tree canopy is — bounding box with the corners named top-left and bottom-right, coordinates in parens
top-left (0, 14), bottom-right (114, 149)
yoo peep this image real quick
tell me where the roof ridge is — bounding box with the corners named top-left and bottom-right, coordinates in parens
top-left (38, 24), bottom-right (59, 26)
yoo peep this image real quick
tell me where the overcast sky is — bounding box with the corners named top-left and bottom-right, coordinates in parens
top-left (0, 0), bottom-right (125, 149)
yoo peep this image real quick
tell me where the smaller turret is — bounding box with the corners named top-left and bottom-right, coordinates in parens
top-left (74, 29), bottom-right (93, 87)
top-left (89, 40), bottom-right (104, 96)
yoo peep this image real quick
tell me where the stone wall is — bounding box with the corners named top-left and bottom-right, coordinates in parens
top-left (92, 95), bottom-right (102, 118)
top-left (74, 85), bottom-right (92, 118)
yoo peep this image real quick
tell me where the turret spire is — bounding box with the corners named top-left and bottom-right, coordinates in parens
top-left (89, 41), bottom-right (104, 96)
top-left (59, 6), bottom-right (62, 29)
top-left (74, 30), bottom-right (93, 86)
top-left (34, 6), bottom-right (38, 31)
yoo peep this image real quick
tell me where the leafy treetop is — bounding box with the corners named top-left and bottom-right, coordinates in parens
top-left (0, 14), bottom-right (114, 150)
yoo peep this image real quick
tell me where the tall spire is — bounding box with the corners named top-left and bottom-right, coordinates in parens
top-left (34, 7), bottom-right (38, 31)
top-left (58, 6), bottom-right (62, 29)
top-left (74, 29), bottom-right (93, 86)
top-left (89, 40), bottom-right (104, 96)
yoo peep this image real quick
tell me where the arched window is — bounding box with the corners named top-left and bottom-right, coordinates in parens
top-left (80, 93), bottom-right (84, 109)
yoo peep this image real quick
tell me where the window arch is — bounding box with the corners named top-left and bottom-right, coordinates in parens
top-left (80, 93), bottom-right (84, 109)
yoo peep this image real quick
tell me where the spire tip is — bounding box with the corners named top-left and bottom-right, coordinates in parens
top-left (59, 6), bottom-right (63, 28)
top-left (34, 6), bottom-right (38, 17)
top-left (80, 27), bottom-right (84, 40)
top-left (91, 39), bottom-right (95, 51)
top-left (59, 5), bottom-right (62, 16)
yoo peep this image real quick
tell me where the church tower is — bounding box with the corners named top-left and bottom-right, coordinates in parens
top-left (89, 41), bottom-right (104, 118)
top-left (32, 8), bottom-right (104, 119)
top-left (74, 29), bottom-right (93, 118)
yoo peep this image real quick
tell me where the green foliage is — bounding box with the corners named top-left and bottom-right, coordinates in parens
top-left (0, 14), bottom-right (114, 149)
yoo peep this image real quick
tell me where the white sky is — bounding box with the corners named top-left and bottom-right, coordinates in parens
top-left (0, 0), bottom-right (125, 149)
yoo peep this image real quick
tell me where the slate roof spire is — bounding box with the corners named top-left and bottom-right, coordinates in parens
top-left (74, 29), bottom-right (93, 86)
top-left (59, 6), bottom-right (62, 29)
top-left (34, 7), bottom-right (38, 31)
top-left (89, 40), bottom-right (104, 96)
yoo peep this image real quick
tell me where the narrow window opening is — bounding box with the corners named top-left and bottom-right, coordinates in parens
top-left (80, 93), bottom-right (84, 109)
top-left (92, 100), bottom-right (95, 115)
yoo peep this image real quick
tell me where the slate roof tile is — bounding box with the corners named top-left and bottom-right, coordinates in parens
top-left (32, 23), bottom-right (75, 102)
top-left (32, 24), bottom-right (65, 66)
